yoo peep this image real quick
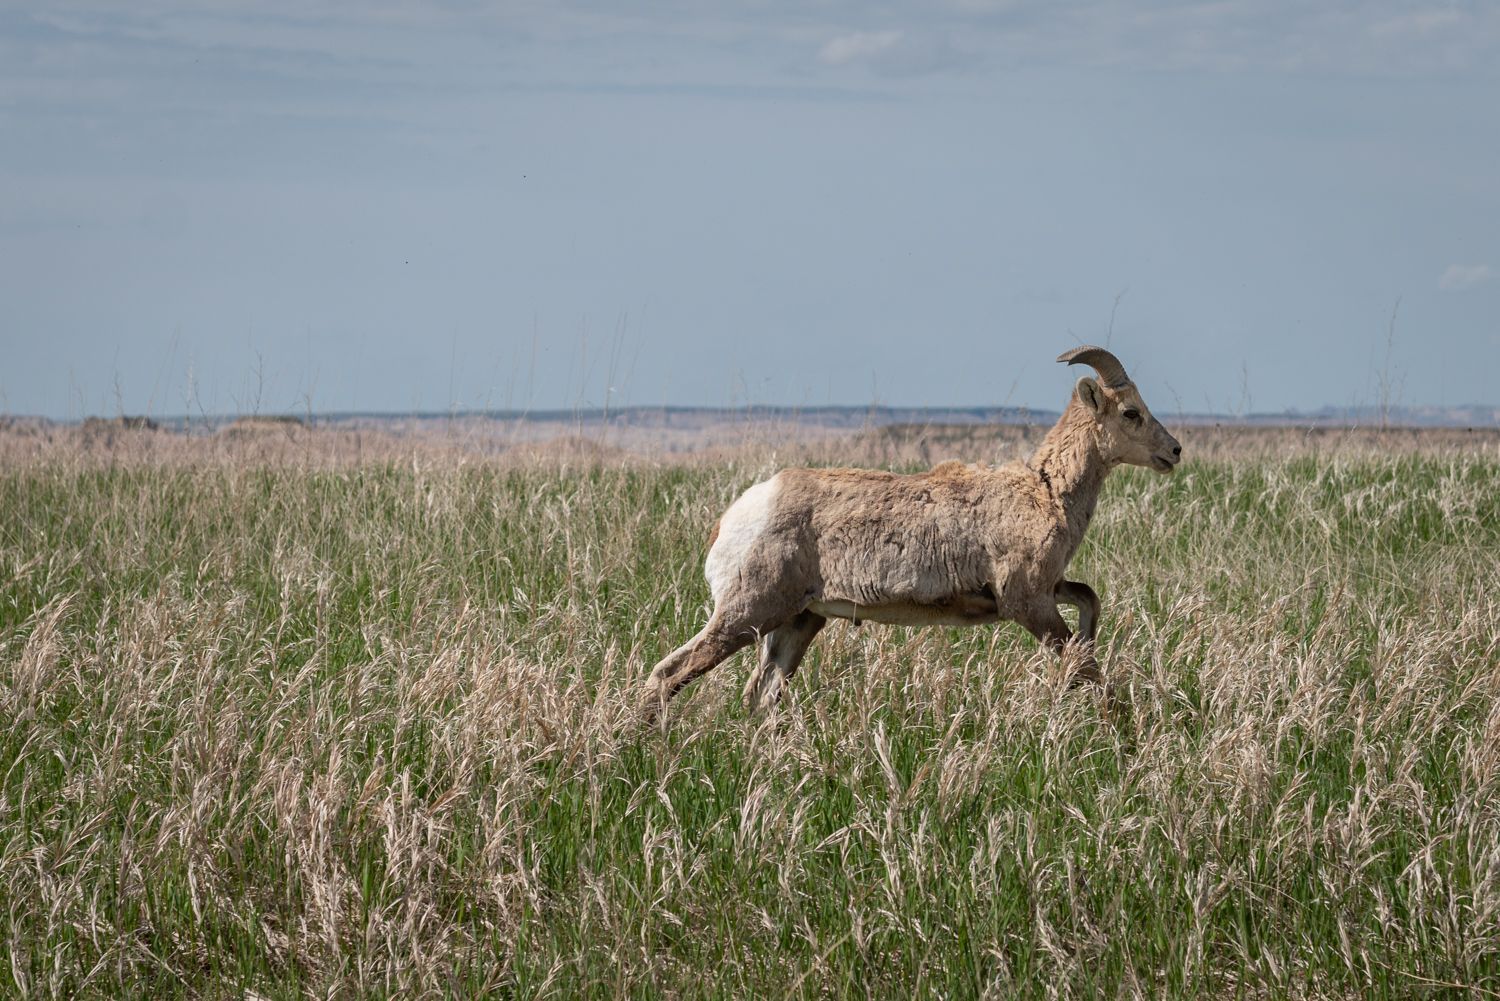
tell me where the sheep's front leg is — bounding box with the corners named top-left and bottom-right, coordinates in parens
top-left (1054, 580), bottom-right (1100, 642)
top-left (640, 615), bottom-right (756, 724)
top-left (1019, 601), bottom-right (1102, 688)
top-left (742, 610), bottom-right (826, 714)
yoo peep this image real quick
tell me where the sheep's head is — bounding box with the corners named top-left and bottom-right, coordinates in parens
top-left (1058, 346), bottom-right (1182, 475)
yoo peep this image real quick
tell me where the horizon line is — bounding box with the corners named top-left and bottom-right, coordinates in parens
top-left (8, 400), bottom-right (1498, 430)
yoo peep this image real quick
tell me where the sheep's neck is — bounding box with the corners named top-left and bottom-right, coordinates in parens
top-left (1028, 401), bottom-right (1111, 540)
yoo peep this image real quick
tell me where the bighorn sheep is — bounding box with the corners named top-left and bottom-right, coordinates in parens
top-left (640, 347), bottom-right (1181, 721)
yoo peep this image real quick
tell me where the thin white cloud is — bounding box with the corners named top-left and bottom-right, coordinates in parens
top-left (944, 0), bottom-right (1017, 11)
top-left (819, 30), bottom-right (902, 66)
top-left (1370, 9), bottom-right (1465, 39)
top-left (816, 28), bottom-right (973, 76)
top-left (1440, 264), bottom-right (1494, 291)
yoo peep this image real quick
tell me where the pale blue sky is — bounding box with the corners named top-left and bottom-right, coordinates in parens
top-left (2, 1), bottom-right (1497, 418)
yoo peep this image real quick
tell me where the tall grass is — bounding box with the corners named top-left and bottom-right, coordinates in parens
top-left (2, 430), bottom-right (1498, 998)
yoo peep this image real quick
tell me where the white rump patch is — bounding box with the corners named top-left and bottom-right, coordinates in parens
top-left (705, 475), bottom-right (780, 604)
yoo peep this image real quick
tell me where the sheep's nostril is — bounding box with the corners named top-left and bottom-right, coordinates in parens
top-left (1172, 446), bottom-right (1182, 457)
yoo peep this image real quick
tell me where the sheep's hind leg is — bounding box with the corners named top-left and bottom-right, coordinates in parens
top-left (742, 610), bottom-right (827, 714)
top-left (1019, 601), bottom-right (1102, 689)
top-left (640, 615), bottom-right (756, 724)
top-left (1054, 580), bottom-right (1100, 642)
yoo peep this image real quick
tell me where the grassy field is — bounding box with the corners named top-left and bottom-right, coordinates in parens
top-left (2, 426), bottom-right (1499, 998)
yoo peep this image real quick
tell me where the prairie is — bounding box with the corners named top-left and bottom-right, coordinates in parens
top-left (2, 423), bottom-right (1498, 998)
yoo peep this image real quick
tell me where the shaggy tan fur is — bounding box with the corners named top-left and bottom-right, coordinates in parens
top-left (640, 347), bottom-right (1182, 721)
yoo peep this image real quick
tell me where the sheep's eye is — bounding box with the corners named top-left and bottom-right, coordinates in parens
top-left (1123, 409), bottom-right (1141, 421)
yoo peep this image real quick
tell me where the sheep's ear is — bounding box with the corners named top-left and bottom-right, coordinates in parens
top-left (1076, 376), bottom-right (1103, 413)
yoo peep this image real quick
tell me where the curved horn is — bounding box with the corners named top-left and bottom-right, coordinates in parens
top-left (1057, 345), bottom-right (1130, 388)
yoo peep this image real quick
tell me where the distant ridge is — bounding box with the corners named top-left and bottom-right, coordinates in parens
top-left (10, 402), bottom-right (1500, 429)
